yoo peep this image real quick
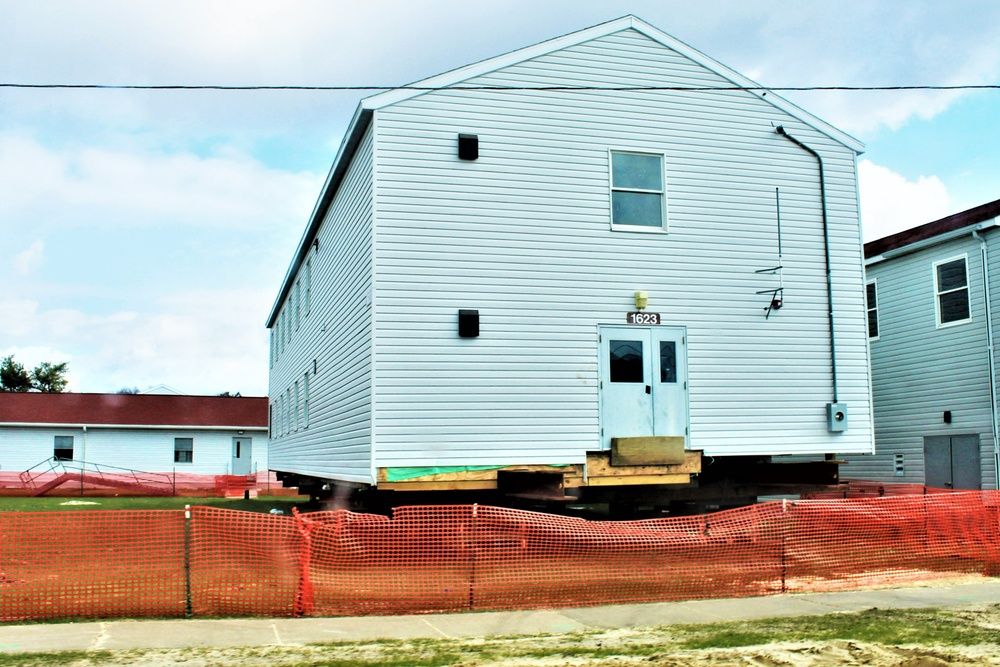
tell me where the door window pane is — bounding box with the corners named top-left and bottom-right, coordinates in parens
top-left (610, 340), bottom-right (644, 383)
top-left (659, 341), bottom-right (677, 383)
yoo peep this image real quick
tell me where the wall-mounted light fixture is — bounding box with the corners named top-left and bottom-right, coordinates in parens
top-left (634, 291), bottom-right (648, 310)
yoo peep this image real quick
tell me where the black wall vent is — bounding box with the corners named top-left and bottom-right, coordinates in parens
top-left (458, 309), bottom-right (480, 337)
top-left (458, 134), bottom-right (479, 160)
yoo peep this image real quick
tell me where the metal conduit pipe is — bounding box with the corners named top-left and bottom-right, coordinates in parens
top-left (775, 125), bottom-right (839, 404)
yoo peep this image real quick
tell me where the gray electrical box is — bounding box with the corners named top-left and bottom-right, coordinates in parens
top-left (827, 402), bottom-right (848, 432)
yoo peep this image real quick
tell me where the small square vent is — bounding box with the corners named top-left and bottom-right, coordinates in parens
top-left (458, 309), bottom-right (479, 337)
top-left (458, 134), bottom-right (479, 160)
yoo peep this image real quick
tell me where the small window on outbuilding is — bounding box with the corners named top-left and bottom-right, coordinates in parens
top-left (54, 435), bottom-right (74, 461)
top-left (610, 151), bottom-right (665, 229)
top-left (174, 437), bottom-right (194, 464)
top-left (934, 256), bottom-right (971, 327)
top-left (865, 280), bottom-right (879, 339)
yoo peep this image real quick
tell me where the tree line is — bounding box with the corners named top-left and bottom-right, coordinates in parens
top-left (0, 355), bottom-right (69, 393)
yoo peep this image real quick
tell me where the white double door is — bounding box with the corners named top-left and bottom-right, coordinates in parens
top-left (599, 326), bottom-right (688, 450)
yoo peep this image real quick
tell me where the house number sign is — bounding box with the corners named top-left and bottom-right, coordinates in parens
top-left (626, 312), bottom-right (661, 325)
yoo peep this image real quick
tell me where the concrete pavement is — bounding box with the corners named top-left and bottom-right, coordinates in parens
top-left (2, 579), bottom-right (999, 654)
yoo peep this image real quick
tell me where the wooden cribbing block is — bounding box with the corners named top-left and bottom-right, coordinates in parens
top-left (611, 436), bottom-right (686, 466)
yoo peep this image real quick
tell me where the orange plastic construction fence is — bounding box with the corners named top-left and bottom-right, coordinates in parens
top-left (2, 491), bottom-right (998, 622)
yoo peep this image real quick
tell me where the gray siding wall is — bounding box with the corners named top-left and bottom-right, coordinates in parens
top-left (268, 124), bottom-right (374, 483)
top-left (854, 231), bottom-right (998, 489)
top-left (371, 29), bottom-right (873, 468)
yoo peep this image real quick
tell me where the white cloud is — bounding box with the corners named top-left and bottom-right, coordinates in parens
top-left (858, 159), bottom-right (951, 242)
top-left (14, 240), bottom-right (44, 275)
top-left (0, 287), bottom-right (271, 395)
top-left (0, 133), bottom-right (322, 232)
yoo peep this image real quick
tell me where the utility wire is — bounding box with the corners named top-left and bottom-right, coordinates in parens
top-left (0, 83), bottom-right (998, 91)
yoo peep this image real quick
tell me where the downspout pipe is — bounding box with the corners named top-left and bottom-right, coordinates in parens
top-left (775, 125), bottom-right (839, 403)
top-left (973, 230), bottom-right (1000, 489)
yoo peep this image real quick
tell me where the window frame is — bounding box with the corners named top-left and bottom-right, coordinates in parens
top-left (302, 371), bottom-right (310, 429)
top-left (294, 380), bottom-right (301, 432)
top-left (865, 279), bottom-right (880, 341)
top-left (305, 257), bottom-right (312, 316)
top-left (933, 254), bottom-right (972, 328)
top-left (608, 149), bottom-right (668, 233)
top-left (294, 279), bottom-right (301, 330)
top-left (174, 437), bottom-right (194, 464)
top-left (53, 435), bottom-right (74, 461)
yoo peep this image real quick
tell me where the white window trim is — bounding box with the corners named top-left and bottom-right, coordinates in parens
top-left (866, 279), bottom-right (880, 341)
top-left (305, 257), bottom-right (312, 316)
top-left (302, 371), bottom-right (310, 428)
top-left (608, 149), bottom-right (668, 233)
top-left (295, 280), bottom-right (301, 330)
top-left (933, 254), bottom-right (972, 329)
top-left (294, 380), bottom-right (301, 431)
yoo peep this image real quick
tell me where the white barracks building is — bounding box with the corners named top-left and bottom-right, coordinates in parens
top-left (266, 16), bottom-right (874, 508)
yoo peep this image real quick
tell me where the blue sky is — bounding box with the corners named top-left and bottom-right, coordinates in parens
top-left (1, 1), bottom-right (998, 395)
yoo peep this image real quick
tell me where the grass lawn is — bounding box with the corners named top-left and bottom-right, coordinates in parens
top-left (0, 495), bottom-right (310, 513)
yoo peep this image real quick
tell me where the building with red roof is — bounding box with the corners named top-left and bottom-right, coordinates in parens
top-left (0, 392), bottom-right (268, 480)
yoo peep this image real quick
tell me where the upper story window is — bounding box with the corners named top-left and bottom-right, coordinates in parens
top-left (865, 280), bottom-right (879, 339)
top-left (934, 256), bottom-right (971, 327)
top-left (305, 257), bottom-right (312, 316)
top-left (610, 151), bottom-right (665, 230)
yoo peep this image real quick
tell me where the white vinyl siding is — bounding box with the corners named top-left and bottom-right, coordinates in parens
top-left (1, 426), bottom-right (267, 475)
top-left (370, 28), bottom-right (873, 467)
top-left (267, 122), bottom-right (375, 483)
top-left (848, 234), bottom-right (997, 490)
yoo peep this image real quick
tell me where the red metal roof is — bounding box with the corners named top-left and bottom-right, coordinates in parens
top-left (0, 393), bottom-right (268, 428)
top-left (865, 197), bottom-right (1000, 259)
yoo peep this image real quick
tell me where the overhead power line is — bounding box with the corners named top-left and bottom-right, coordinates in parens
top-left (0, 83), bottom-right (997, 92)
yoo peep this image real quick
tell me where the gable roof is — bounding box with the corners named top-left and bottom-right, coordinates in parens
top-left (267, 15), bottom-right (864, 327)
top-left (0, 393), bottom-right (268, 428)
top-left (364, 15), bottom-right (864, 151)
top-left (865, 197), bottom-right (1000, 259)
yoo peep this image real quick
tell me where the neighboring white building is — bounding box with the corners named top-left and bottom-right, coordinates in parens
top-left (266, 16), bottom-right (874, 503)
top-left (850, 198), bottom-right (1000, 490)
top-left (0, 393), bottom-right (268, 479)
